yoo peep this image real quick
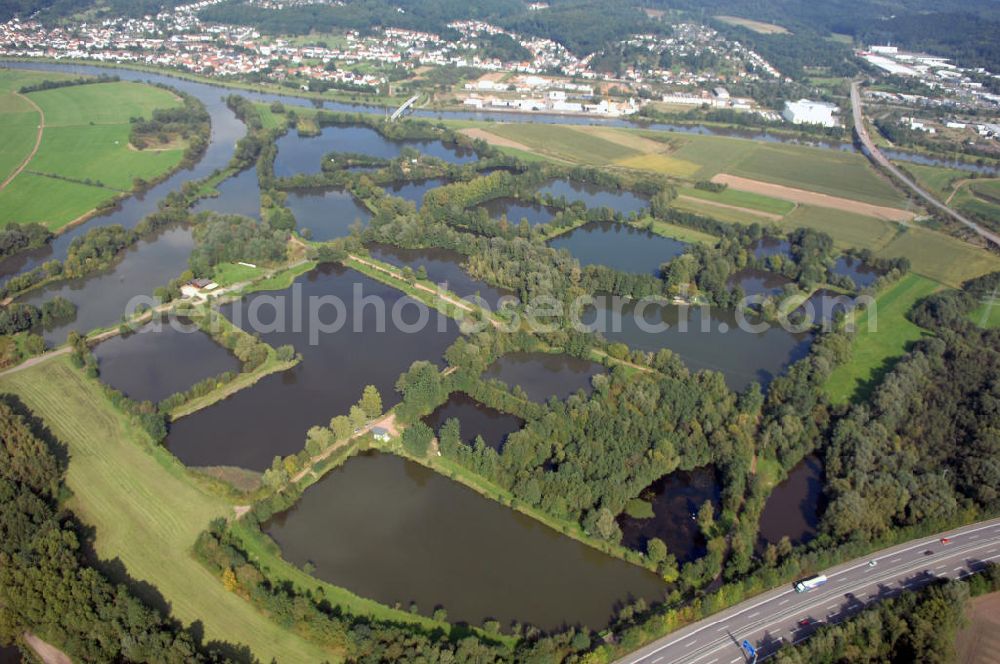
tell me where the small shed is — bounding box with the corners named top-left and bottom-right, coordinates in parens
top-left (371, 426), bottom-right (392, 442)
top-left (180, 278), bottom-right (219, 299)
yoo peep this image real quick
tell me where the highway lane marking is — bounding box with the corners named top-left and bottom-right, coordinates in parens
top-left (747, 612), bottom-right (759, 618)
top-left (730, 659), bottom-right (741, 664)
top-left (621, 521), bottom-right (1000, 664)
top-left (970, 535), bottom-right (980, 540)
top-left (935, 564), bottom-right (947, 570)
top-left (826, 604), bottom-right (837, 610)
top-left (891, 557), bottom-right (901, 562)
top-left (651, 657), bottom-right (663, 663)
top-left (778, 599), bottom-right (789, 606)
top-left (954, 567), bottom-right (965, 572)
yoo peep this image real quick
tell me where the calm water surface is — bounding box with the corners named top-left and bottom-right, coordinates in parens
top-left (285, 187), bottom-right (371, 240)
top-left (264, 451), bottom-right (667, 629)
top-left (193, 167), bottom-right (261, 220)
top-left (617, 466), bottom-right (721, 563)
top-left (585, 297), bottom-right (813, 391)
top-left (750, 237), bottom-right (791, 260)
top-left (366, 243), bottom-right (513, 308)
top-left (831, 255), bottom-right (882, 288)
top-left (93, 320), bottom-right (240, 404)
top-left (274, 125), bottom-right (475, 178)
top-left (383, 178), bottom-right (448, 208)
top-left (165, 264), bottom-right (459, 470)
top-left (758, 455), bottom-right (825, 547)
top-left (539, 179), bottom-right (648, 215)
top-left (483, 351), bottom-right (604, 401)
top-left (477, 197), bottom-right (554, 227)
top-left (728, 268), bottom-right (793, 297)
top-left (423, 392), bottom-right (524, 451)
top-left (18, 225), bottom-right (194, 345)
top-left (550, 222), bottom-right (687, 276)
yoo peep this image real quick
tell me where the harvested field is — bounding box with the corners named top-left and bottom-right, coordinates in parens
top-left (712, 174), bottom-right (915, 221)
top-left (955, 591), bottom-right (1000, 664)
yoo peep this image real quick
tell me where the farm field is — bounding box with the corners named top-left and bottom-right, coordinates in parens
top-left (678, 186), bottom-right (796, 216)
top-left (485, 123), bottom-right (641, 165)
top-left (0, 358), bottom-right (336, 663)
top-left (876, 225), bottom-right (1000, 288)
top-left (0, 71), bottom-right (186, 230)
top-left (725, 144), bottom-right (906, 207)
top-left (714, 15), bottom-right (789, 34)
top-left (955, 591), bottom-right (1000, 664)
top-left (825, 273), bottom-right (939, 404)
top-left (672, 196), bottom-right (779, 224)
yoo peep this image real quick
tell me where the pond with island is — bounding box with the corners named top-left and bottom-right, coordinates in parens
top-left (273, 125), bottom-right (477, 178)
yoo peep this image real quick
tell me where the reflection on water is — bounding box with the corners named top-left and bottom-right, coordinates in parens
top-left (483, 351), bottom-right (604, 402)
top-left (539, 179), bottom-right (648, 215)
top-left (285, 187), bottom-right (371, 241)
top-left (617, 466), bottom-right (721, 563)
top-left (422, 392), bottom-right (524, 451)
top-left (264, 451), bottom-right (667, 630)
top-left (18, 226), bottom-right (194, 345)
top-left (550, 221), bottom-right (687, 276)
top-left (758, 455), bottom-right (825, 547)
top-left (93, 320), bottom-right (241, 404)
top-left (165, 264), bottom-right (459, 471)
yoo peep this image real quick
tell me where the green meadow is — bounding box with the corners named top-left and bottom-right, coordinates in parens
top-left (0, 71), bottom-right (186, 230)
top-left (825, 273), bottom-right (940, 404)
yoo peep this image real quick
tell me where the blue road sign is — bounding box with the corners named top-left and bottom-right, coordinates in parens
top-left (741, 640), bottom-right (757, 657)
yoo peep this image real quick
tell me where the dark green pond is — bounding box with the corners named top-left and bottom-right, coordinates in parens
top-left (264, 451), bottom-right (667, 630)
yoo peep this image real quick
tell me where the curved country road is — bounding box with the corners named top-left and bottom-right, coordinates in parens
top-left (617, 517), bottom-right (1000, 664)
top-left (851, 81), bottom-right (1000, 248)
top-left (0, 91), bottom-right (45, 191)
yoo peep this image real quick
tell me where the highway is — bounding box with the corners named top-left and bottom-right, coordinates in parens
top-left (616, 517), bottom-right (1000, 664)
top-left (850, 81), bottom-right (1000, 248)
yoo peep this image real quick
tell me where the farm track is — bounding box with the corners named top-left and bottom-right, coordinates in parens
top-left (0, 91), bottom-right (44, 191)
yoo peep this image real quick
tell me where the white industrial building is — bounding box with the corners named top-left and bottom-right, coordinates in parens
top-left (782, 99), bottom-right (839, 127)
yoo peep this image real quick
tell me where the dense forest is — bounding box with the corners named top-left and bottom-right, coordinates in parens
top-left (775, 567), bottom-right (1000, 663)
top-left (0, 396), bottom-right (228, 662)
top-left (822, 273), bottom-right (1000, 543)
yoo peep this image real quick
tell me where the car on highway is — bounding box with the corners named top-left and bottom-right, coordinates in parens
top-left (940, 537), bottom-right (952, 544)
top-left (868, 560), bottom-right (877, 567)
top-left (797, 618), bottom-right (812, 627)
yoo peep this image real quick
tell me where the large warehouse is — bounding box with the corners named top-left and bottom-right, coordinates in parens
top-left (782, 99), bottom-right (840, 127)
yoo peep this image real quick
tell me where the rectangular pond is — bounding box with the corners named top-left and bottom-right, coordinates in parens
top-left (285, 187), bottom-right (371, 241)
top-left (584, 297), bottom-right (813, 391)
top-left (483, 351), bottom-right (605, 402)
top-left (539, 179), bottom-right (648, 216)
top-left (165, 263), bottom-right (460, 471)
top-left (422, 392), bottom-right (524, 451)
top-left (549, 222), bottom-right (687, 276)
top-left (93, 319), bottom-right (241, 404)
top-left (263, 451), bottom-right (667, 630)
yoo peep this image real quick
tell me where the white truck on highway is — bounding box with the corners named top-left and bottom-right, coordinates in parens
top-left (794, 574), bottom-right (828, 592)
